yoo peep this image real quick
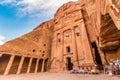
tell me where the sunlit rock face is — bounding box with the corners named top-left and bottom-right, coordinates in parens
top-left (99, 13), bottom-right (120, 62)
top-left (100, 14), bottom-right (120, 51)
top-left (0, 0), bottom-right (120, 75)
top-left (0, 20), bottom-right (54, 58)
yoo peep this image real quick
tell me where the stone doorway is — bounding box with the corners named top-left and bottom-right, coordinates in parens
top-left (91, 42), bottom-right (103, 70)
top-left (66, 57), bottom-right (73, 70)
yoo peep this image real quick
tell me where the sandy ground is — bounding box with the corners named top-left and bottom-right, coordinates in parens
top-left (0, 72), bottom-right (120, 80)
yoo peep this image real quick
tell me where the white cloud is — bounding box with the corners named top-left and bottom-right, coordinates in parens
top-left (0, 0), bottom-right (16, 6)
top-left (0, 0), bottom-right (78, 17)
top-left (0, 35), bottom-right (5, 45)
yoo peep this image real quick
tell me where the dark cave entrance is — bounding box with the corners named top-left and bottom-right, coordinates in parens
top-left (91, 42), bottom-right (103, 70)
top-left (66, 57), bottom-right (73, 70)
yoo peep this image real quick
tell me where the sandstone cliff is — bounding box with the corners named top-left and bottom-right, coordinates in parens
top-left (0, 0), bottom-right (120, 64)
top-left (100, 14), bottom-right (120, 62)
top-left (0, 20), bottom-right (54, 58)
top-left (100, 14), bottom-right (120, 51)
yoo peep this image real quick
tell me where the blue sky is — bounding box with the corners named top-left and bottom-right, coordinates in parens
top-left (0, 0), bottom-right (78, 45)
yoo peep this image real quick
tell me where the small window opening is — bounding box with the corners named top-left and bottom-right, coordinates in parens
top-left (66, 46), bottom-right (70, 53)
top-left (76, 33), bottom-right (80, 36)
top-left (42, 54), bottom-right (45, 57)
top-left (58, 39), bottom-right (61, 42)
top-left (33, 49), bottom-right (35, 52)
top-left (66, 35), bottom-right (69, 37)
top-left (55, 22), bottom-right (58, 24)
top-left (43, 51), bottom-right (45, 53)
top-left (44, 44), bottom-right (46, 46)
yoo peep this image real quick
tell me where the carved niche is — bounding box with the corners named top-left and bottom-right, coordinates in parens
top-left (74, 26), bottom-right (80, 37)
top-left (63, 29), bottom-right (72, 39)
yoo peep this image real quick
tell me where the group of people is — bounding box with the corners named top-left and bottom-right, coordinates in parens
top-left (70, 65), bottom-right (100, 74)
top-left (70, 60), bottom-right (120, 75)
top-left (104, 62), bottom-right (120, 75)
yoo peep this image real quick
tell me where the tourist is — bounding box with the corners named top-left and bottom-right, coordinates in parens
top-left (104, 64), bottom-right (109, 74)
top-left (112, 63), bottom-right (116, 75)
top-left (108, 63), bottom-right (114, 76)
top-left (116, 64), bottom-right (120, 74)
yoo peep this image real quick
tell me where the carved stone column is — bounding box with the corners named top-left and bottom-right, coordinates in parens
top-left (41, 59), bottom-right (45, 72)
top-left (4, 55), bottom-right (15, 75)
top-left (71, 28), bottom-right (77, 60)
top-left (54, 34), bottom-right (57, 58)
top-left (60, 32), bottom-right (64, 62)
top-left (27, 58), bottom-right (33, 73)
top-left (17, 56), bottom-right (25, 74)
top-left (35, 58), bottom-right (39, 73)
top-left (71, 28), bottom-right (78, 69)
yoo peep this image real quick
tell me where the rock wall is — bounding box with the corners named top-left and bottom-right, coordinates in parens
top-left (0, 0), bottom-right (120, 74)
top-left (0, 19), bottom-right (54, 75)
top-left (0, 20), bottom-right (54, 59)
top-left (100, 13), bottom-right (120, 62)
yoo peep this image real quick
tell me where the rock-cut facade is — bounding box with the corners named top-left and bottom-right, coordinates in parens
top-left (0, 0), bottom-right (120, 75)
